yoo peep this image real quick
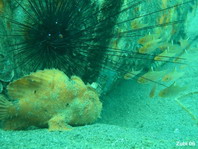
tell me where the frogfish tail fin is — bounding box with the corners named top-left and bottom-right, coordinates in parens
top-left (0, 94), bottom-right (13, 120)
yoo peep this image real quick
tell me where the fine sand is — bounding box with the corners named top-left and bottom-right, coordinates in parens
top-left (1, 3), bottom-right (198, 149)
top-left (0, 61), bottom-right (198, 149)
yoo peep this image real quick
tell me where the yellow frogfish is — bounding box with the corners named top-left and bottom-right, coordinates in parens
top-left (0, 69), bottom-right (102, 131)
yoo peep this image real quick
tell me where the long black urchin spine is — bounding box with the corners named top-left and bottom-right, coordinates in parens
top-left (0, 0), bottom-right (196, 90)
top-left (82, 0), bottom-right (123, 82)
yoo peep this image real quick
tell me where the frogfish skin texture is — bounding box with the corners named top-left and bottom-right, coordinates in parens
top-left (0, 69), bottom-right (102, 131)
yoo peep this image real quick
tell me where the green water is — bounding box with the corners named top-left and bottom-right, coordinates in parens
top-left (0, 0), bottom-right (198, 148)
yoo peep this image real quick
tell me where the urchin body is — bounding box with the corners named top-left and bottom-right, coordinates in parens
top-left (6, 0), bottom-right (123, 84)
top-left (0, 0), bottom-right (194, 95)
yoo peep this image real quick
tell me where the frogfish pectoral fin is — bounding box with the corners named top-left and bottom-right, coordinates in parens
top-left (48, 114), bottom-right (73, 131)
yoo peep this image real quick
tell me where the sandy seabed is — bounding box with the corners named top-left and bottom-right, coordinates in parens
top-left (0, 65), bottom-right (198, 149)
top-left (1, 43), bottom-right (198, 149)
top-left (0, 122), bottom-right (197, 149)
top-left (1, 6), bottom-right (198, 149)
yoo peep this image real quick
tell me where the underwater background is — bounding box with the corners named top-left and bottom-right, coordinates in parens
top-left (0, 0), bottom-right (198, 148)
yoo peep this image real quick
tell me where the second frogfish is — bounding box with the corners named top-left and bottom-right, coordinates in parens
top-left (0, 69), bottom-right (102, 130)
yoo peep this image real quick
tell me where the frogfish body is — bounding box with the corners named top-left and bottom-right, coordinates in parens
top-left (0, 69), bottom-right (102, 130)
